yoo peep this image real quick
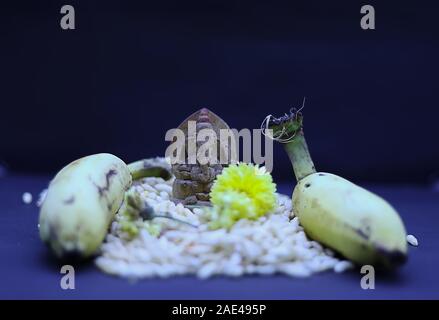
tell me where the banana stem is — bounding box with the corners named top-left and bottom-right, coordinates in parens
top-left (151, 214), bottom-right (198, 228)
top-left (127, 159), bottom-right (172, 181)
top-left (131, 198), bottom-right (196, 228)
top-left (283, 131), bottom-right (316, 181)
top-left (266, 108), bottom-right (316, 182)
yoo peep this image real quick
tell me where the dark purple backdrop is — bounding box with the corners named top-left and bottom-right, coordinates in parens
top-left (1, 0), bottom-right (438, 183)
top-left (1, 1), bottom-right (439, 300)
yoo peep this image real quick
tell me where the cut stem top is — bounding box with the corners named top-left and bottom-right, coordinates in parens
top-left (266, 109), bottom-right (316, 182)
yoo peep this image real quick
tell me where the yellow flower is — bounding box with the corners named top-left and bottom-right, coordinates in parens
top-left (209, 163), bottom-right (277, 228)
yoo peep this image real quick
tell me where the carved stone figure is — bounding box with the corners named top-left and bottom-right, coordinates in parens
top-left (170, 108), bottom-right (231, 206)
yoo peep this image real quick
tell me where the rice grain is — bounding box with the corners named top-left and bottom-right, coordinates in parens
top-left (95, 158), bottom-right (352, 279)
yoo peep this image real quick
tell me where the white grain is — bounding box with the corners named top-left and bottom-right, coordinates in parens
top-left (334, 260), bottom-right (354, 273)
top-left (95, 157), bottom-right (351, 279)
top-left (22, 192), bottom-right (33, 204)
top-left (407, 234), bottom-right (419, 247)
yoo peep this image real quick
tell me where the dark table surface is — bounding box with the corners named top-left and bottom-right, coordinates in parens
top-left (0, 174), bottom-right (438, 300)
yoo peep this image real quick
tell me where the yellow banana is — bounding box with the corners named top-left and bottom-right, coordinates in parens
top-left (294, 173), bottom-right (407, 268)
top-left (39, 154), bottom-right (172, 259)
top-left (39, 153), bottom-right (131, 259)
top-left (267, 109), bottom-right (407, 268)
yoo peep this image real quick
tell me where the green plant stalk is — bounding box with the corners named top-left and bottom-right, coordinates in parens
top-left (268, 110), bottom-right (316, 181)
top-left (283, 131), bottom-right (316, 181)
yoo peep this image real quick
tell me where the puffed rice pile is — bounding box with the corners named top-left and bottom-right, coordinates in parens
top-left (95, 170), bottom-right (354, 279)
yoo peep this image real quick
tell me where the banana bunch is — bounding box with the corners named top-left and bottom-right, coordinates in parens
top-left (266, 109), bottom-right (407, 268)
top-left (39, 154), bottom-right (172, 260)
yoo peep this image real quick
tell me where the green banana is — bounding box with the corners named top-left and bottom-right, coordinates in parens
top-left (267, 109), bottom-right (407, 268)
top-left (39, 154), bottom-right (172, 260)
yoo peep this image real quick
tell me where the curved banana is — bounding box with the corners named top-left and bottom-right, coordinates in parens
top-left (294, 173), bottom-right (407, 268)
top-left (267, 109), bottom-right (407, 268)
top-left (39, 154), bottom-right (172, 260)
top-left (39, 153), bottom-right (131, 259)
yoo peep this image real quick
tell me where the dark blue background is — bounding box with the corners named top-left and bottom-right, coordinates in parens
top-left (1, 0), bottom-right (438, 183)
